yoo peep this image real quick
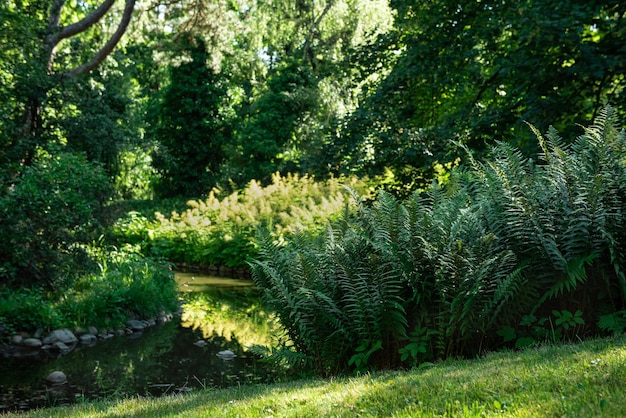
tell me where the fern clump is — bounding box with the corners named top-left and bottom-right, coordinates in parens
top-left (251, 107), bottom-right (626, 374)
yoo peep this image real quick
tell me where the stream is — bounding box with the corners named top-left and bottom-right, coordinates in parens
top-left (0, 273), bottom-right (282, 413)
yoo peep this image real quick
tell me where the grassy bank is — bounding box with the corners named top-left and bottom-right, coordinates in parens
top-left (5, 334), bottom-right (626, 417)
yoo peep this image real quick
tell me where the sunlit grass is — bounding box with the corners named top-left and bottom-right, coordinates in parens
top-left (6, 334), bottom-right (626, 417)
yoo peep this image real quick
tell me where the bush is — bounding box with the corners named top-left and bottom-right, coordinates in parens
top-left (0, 248), bottom-right (179, 333)
top-left (0, 151), bottom-right (111, 289)
top-left (250, 107), bottom-right (626, 374)
top-left (111, 173), bottom-right (366, 268)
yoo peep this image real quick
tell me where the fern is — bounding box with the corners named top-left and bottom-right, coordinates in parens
top-left (251, 107), bottom-right (626, 372)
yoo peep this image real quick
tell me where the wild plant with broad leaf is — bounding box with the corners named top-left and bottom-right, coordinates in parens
top-left (251, 106), bottom-right (626, 374)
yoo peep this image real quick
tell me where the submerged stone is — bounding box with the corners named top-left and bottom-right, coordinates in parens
top-left (217, 350), bottom-right (236, 360)
top-left (79, 334), bottom-right (97, 344)
top-left (46, 371), bottom-right (67, 384)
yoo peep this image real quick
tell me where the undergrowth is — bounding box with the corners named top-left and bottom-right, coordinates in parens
top-left (0, 248), bottom-right (178, 333)
top-left (110, 173), bottom-right (367, 268)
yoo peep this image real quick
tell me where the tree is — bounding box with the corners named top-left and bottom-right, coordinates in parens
top-left (221, 0), bottom-right (394, 186)
top-left (149, 36), bottom-right (233, 197)
top-left (334, 0), bottom-right (626, 194)
top-left (223, 59), bottom-right (319, 186)
top-left (1, 0), bottom-right (136, 181)
top-left (0, 1), bottom-right (137, 289)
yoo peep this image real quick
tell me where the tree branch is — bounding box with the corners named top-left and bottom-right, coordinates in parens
top-left (302, 0), bottom-right (335, 64)
top-left (47, 0), bottom-right (66, 29)
top-left (64, 0), bottom-right (136, 78)
top-left (45, 0), bottom-right (67, 72)
top-left (45, 0), bottom-right (119, 72)
top-left (57, 0), bottom-right (117, 41)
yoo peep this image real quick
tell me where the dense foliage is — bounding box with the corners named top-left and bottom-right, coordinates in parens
top-left (149, 36), bottom-right (233, 197)
top-left (336, 0), bottom-right (626, 191)
top-left (111, 173), bottom-right (367, 268)
top-left (1, 1), bottom-right (626, 378)
top-left (251, 109), bottom-right (626, 374)
top-left (0, 152), bottom-right (110, 289)
top-left (0, 249), bottom-right (178, 333)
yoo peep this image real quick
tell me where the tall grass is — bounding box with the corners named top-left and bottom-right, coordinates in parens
top-left (0, 249), bottom-right (178, 333)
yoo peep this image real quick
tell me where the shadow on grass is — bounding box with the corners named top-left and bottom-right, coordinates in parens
top-left (21, 334), bottom-right (626, 418)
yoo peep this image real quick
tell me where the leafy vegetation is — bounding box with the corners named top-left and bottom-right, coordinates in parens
top-left (338, 0), bottom-right (626, 191)
top-left (0, 248), bottom-right (178, 334)
top-left (148, 35), bottom-right (234, 198)
top-left (111, 173), bottom-right (367, 268)
top-left (251, 108), bottom-right (626, 373)
top-left (0, 151), bottom-right (110, 290)
top-left (7, 334), bottom-right (626, 417)
top-left (1, 3), bottom-right (626, 412)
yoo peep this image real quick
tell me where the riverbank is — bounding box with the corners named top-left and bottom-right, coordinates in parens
top-left (5, 333), bottom-right (626, 417)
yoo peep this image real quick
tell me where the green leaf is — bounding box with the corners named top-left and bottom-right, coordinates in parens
top-left (497, 326), bottom-right (517, 343)
top-left (515, 337), bottom-right (536, 349)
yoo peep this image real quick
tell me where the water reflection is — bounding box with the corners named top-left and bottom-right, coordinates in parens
top-left (177, 272), bottom-right (255, 292)
top-left (180, 286), bottom-right (277, 349)
top-left (0, 273), bottom-right (280, 413)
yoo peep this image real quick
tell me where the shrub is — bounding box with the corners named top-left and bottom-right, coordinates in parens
top-left (111, 173), bottom-right (366, 268)
top-left (61, 249), bottom-right (179, 329)
top-left (250, 107), bottom-right (626, 374)
top-left (0, 151), bottom-right (110, 289)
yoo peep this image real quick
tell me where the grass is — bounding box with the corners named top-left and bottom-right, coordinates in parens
top-left (4, 334), bottom-right (626, 417)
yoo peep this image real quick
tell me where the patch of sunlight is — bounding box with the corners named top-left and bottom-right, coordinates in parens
top-left (175, 272), bottom-right (254, 291)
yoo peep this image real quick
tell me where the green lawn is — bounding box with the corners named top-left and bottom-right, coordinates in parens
top-left (5, 334), bottom-right (626, 417)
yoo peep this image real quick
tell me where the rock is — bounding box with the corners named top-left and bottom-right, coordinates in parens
top-left (52, 341), bottom-right (71, 354)
top-left (74, 326), bottom-right (87, 336)
top-left (146, 318), bottom-right (156, 327)
top-left (46, 371), bottom-right (67, 384)
top-left (157, 313), bottom-right (173, 324)
top-left (43, 329), bottom-right (78, 345)
top-left (11, 335), bottom-right (23, 345)
top-left (22, 338), bottom-right (43, 348)
top-left (79, 334), bottom-right (97, 344)
top-left (193, 340), bottom-right (207, 347)
top-left (128, 331), bottom-right (143, 339)
top-left (217, 350), bottom-right (236, 360)
top-left (33, 328), bottom-right (44, 339)
top-left (88, 326), bottom-right (98, 335)
top-left (126, 319), bottom-right (146, 331)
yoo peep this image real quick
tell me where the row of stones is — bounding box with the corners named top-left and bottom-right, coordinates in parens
top-left (3, 315), bottom-right (175, 360)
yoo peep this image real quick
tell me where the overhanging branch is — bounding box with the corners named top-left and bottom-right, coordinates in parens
top-left (57, 0), bottom-right (118, 41)
top-left (64, 0), bottom-right (136, 78)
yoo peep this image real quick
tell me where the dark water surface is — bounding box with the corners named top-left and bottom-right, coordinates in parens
top-left (0, 274), bottom-right (281, 413)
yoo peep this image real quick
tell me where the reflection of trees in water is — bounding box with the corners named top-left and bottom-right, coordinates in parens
top-left (0, 320), bottom-right (181, 411)
top-left (1, 289), bottom-right (286, 412)
top-left (68, 319), bottom-right (181, 396)
top-left (180, 287), bottom-right (279, 349)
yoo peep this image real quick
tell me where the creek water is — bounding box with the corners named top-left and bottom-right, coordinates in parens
top-left (0, 273), bottom-right (281, 413)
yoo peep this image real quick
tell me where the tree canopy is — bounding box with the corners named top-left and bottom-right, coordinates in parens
top-left (4, 0), bottom-right (622, 196)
